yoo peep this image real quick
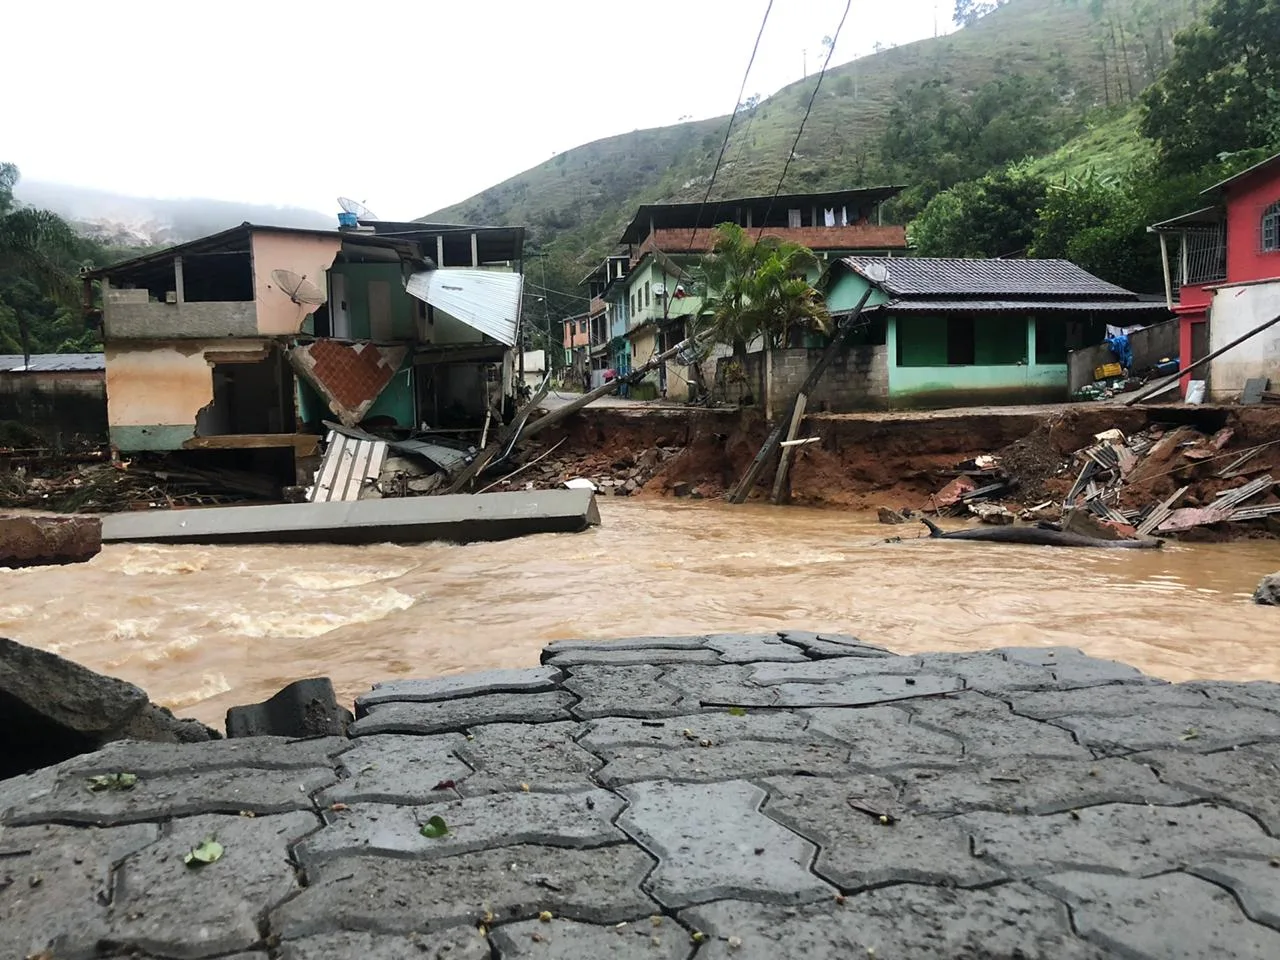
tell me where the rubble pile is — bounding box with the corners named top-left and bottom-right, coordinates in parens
top-left (929, 420), bottom-right (1280, 539)
top-left (485, 443), bottom-right (686, 497)
top-left (0, 455), bottom-right (275, 513)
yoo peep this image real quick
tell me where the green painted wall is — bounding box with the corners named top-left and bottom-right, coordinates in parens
top-left (896, 316), bottom-right (949, 366)
top-left (822, 270), bottom-right (890, 313)
top-left (364, 355), bottom-right (416, 426)
top-left (329, 263), bottom-right (417, 340)
top-left (111, 424), bottom-right (196, 452)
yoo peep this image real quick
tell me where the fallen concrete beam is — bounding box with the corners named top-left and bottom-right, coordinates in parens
top-left (100, 490), bottom-right (601, 547)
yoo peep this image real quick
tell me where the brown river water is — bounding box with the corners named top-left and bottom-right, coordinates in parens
top-left (3, 500), bottom-right (1279, 727)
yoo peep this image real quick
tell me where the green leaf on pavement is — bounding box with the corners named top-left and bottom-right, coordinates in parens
top-left (183, 837), bottom-right (224, 867)
top-left (87, 772), bottom-right (138, 792)
top-left (727, 706), bottom-right (747, 717)
top-left (420, 815), bottom-right (449, 839)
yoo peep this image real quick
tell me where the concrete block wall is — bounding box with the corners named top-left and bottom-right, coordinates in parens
top-left (714, 346), bottom-right (889, 416)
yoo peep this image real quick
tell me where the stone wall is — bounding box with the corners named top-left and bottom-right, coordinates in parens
top-left (715, 346), bottom-right (889, 417)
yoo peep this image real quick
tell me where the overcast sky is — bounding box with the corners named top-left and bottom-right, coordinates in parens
top-left (6, 0), bottom-right (950, 218)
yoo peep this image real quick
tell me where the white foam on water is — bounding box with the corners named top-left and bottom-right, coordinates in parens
top-left (219, 587), bottom-right (416, 639)
top-left (162, 672), bottom-right (232, 709)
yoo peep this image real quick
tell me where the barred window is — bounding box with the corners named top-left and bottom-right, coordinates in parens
top-left (1263, 201), bottom-right (1280, 252)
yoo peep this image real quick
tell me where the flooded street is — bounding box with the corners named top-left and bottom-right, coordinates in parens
top-left (3, 499), bottom-right (1278, 727)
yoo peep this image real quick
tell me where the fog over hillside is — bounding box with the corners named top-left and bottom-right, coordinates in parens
top-left (13, 180), bottom-right (334, 247)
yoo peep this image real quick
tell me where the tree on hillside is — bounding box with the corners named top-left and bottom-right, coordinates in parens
top-left (1140, 0), bottom-right (1280, 171)
top-left (0, 163), bottom-right (85, 360)
top-left (953, 0), bottom-right (1008, 27)
top-left (697, 224), bottom-right (829, 363)
top-left (910, 168), bottom-right (1049, 258)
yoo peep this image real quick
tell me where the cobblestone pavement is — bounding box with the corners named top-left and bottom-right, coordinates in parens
top-left (5, 633), bottom-right (1280, 958)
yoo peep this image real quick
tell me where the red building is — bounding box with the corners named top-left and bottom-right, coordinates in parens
top-left (1150, 152), bottom-right (1280, 397)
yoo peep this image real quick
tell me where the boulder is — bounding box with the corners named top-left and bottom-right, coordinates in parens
top-left (0, 514), bottom-right (101, 569)
top-left (0, 637), bottom-right (218, 780)
top-left (1063, 509), bottom-right (1124, 541)
top-left (225, 677), bottom-right (351, 739)
top-left (877, 507), bottom-right (907, 525)
top-left (1255, 573), bottom-right (1280, 606)
top-left (673, 482), bottom-right (693, 498)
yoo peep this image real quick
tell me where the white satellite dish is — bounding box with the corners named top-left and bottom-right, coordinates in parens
top-left (270, 269), bottom-right (326, 305)
top-left (862, 262), bottom-right (890, 284)
top-left (337, 196), bottom-right (380, 221)
top-left (653, 282), bottom-right (667, 296)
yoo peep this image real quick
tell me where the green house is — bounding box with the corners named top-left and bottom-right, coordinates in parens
top-left (822, 257), bottom-right (1171, 409)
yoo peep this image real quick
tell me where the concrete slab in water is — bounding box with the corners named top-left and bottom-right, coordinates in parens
top-left (100, 489), bottom-right (601, 546)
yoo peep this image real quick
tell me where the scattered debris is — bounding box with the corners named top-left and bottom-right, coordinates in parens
top-left (86, 773), bottom-right (138, 792)
top-left (971, 503), bottom-right (1015, 525)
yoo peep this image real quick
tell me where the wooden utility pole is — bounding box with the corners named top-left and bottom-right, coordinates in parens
top-left (727, 286), bottom-right (875, 504)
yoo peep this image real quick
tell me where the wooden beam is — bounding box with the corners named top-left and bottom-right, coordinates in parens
top-left (182, 433), bottom-right (320, 455)
top-left (769, 394), bottom-right (808, 504)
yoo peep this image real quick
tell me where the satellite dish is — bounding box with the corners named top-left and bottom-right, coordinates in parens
top-left (271, 269), bottom-right (326, 305)
top-left (337, 196), bottom-right (379, 220)
top-left (653, 283), bottom-right (667, 296)
top-left (862, 262), bottom-right (890, 284)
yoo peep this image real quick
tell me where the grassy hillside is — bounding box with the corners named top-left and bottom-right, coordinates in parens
top-left (1023, 106), bottom-right (1149, 183)
top-left (428, 0), bottom-right (1196, 261)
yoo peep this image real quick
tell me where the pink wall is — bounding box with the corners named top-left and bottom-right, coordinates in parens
top-left (251, 232), bottom-right (343, 336)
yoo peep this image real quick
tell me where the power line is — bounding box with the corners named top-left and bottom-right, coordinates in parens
top-left (756, 0), bottom-right (852, 242)
top-left (683, 0), bottom-right (774, 255)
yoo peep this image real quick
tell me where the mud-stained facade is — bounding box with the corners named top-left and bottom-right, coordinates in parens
top-left (87, 221), bottom-right (525, 467)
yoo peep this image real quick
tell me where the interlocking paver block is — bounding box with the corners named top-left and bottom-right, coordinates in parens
top-left (350, 691), bottom-right (576, 736)
top-left (319, 733), bottom-right (470, 805)
top-left (56, 736), bottom-right (351, 776)
top-left (548, 647), bottom-right (721, 667)
top-left (650, 663), bottom-right (777, 709)
top-left (703, 633), bottom-right (808, 663)
top-left (682, 885), bottom-right (1104, 959)
top-left (1012, 683), bottom-right (1213, 720)
top-left (577, 711), bottom-right (809, 753)
top-left (296, 789), bottom-right (624, 863)
top-left (776, 630), bottom-right (892, 657)
top-left (914, 651), bottom-right (1068, 693)
top-left (1186, 681), bottom-right (1280, 714)
top-left (458, 720), bottom-right (601, 795)
top-left (356, 666), bottom-right (564, 712)
top-left (1137, 744), bottom-right (1280, 832)
top-left (595, 739), bottom-right (850, 787)
top-left (616, 779), bottom-right (835, 908)
top-left (998, 646), bottom-right (1147, 686)
top-left (772, 673), bottom-right (961, 707)
top-left (543, 635), bottom-right (710, 658)
top-left (281, 930), bottom-right (489, 960)
top-left (762, 774), bottom-right (1005, 890)
top-left (3, 766), bottom-right (335, 826)
top-left (957, 803), bottom-right (1280, 877)
top-left (110, 811), bottom-right (319, 959)
top-left (802, 705), bottom-right (962, 766)
top-left (490, 918), bottom-right (695, 959)
top-left (564, 665), bottom-right (683, 719)
top-left (899, 756), bottom-right (1193, 815)
top-left (0, 821), bottom-right (158, 959)
top-left (1055, 706), bottom-right (1280, 755)
top-left (274, 843), bottom-right (657, 935)
top-left (908, 692), bottom-right (1090, 760)
top-left (749, 655), bottom-right (924, 686)
top-left (1192, 858), bottom-right (1280, 930)
top-left (1039, 870), bottom-right (1280, 959)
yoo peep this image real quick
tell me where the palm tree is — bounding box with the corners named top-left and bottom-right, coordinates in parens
top-left (0, 162), bottom-right (82, 362)
top-left (697, 223), bottom-right (830, 361)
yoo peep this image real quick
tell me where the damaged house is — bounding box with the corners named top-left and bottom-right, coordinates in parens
top-left (83, 219), bottom-right (524, 481)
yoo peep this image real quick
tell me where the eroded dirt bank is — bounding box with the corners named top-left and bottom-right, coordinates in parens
top-left (493, 403), bottom-right (1280, 533)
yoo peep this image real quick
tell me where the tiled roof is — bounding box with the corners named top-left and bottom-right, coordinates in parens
top-left (0, 353), bottom-right (105, 373)
top-left (841, 257), bottom-right (1137, 299)
top-left (868, 299), bottom-right (1171, 315)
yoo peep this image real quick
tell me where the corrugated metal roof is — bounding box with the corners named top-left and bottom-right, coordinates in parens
top-left (872, 299), bottom-right (1172, 314)
top-left (1148, 206), bottom-right (1225, 232)
top-left (404, 268), bottom-right (522, 346)
top-left (0, 353), bottom-right (106, 372)
top-left (308, 431), bottom-right (388, 502)
top-left (840, 257), bottom-right (1136, 299)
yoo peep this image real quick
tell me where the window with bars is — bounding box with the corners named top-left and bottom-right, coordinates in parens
top-left (1263, 201), bottom-right (1280, 252)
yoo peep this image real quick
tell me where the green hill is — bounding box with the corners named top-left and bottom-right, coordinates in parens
top-left (1023, 106), bottom-right (1149, 183)
top-left (427, 0), bottom-right (1196, 261)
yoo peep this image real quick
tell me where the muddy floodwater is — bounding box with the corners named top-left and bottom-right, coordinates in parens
top-left (3, 499), bottom-right (1279, 726)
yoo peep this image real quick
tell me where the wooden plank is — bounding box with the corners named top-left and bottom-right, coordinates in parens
top-left (769, 394), bottom-right (809, 505)
top-left (182, 433), bottom-right (319, 453)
